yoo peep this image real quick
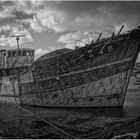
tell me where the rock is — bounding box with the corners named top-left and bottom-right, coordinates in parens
top-left (136, 116), bottom-right (140, 122)
top-left (113, 132), bottom-right (139, 139)
top-left (134, 121), bottom-right (140, 130)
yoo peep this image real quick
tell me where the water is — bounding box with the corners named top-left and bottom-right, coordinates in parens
top-left (0, 82), bottom-right (140, 138)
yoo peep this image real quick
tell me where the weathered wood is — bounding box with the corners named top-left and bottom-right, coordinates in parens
top-left (117, 25), bottom-right (124, 36)
top-left (20, 71), bottom-right (129, 107)
top-left (0, 27), bottom-right (140, 107)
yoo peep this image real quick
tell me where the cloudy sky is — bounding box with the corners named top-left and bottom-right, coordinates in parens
top-left (0, 1), bottom-right (140, 60)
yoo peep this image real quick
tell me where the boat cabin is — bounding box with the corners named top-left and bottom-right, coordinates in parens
top-left (0, 48), bottom-right (34, 69)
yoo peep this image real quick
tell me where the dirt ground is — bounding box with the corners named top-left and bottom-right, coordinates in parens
top-left (0, 77), bottom-right (140, 139)
top-left (0, 102), bottom-right (140, 139)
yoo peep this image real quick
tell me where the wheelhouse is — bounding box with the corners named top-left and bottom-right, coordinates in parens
top-left (0, 48), bottom-right (35, 69)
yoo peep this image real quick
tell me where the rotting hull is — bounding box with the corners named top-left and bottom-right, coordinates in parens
top-left (0, 28), bottom-right (140, 107)
top-left (20, 71), bottom-right (130, 107)
top-left (19, 57), bottom-right (136, 107)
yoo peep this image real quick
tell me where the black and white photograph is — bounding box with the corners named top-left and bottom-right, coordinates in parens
top-left (0, 0), bottom-right (140, 139)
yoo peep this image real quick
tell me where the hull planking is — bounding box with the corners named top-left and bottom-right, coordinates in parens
top-left (0, 27), bottom-right (140, 107)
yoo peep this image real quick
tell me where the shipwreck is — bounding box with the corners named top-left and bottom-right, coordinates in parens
top-left (0, 26), bottom-right (140, 107)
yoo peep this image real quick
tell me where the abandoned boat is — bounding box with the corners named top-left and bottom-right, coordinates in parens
top-left (0, 26), bottom-right (140, 107)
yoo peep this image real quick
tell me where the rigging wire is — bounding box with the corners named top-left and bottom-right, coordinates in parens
top-left (0, 35), bottom-right (78, 138)
top-left (1, 97), bottom-right (78, 139)
top-left (56, 55), bottom-right (60, 80)
top-left (18, 105), bottom-right (78, 139)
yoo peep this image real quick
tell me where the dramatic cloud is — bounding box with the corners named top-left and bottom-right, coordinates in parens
top-left (0, 3), bottom-right (15, 19)
top-left (20, 6), bottom-right (66, 33)
top-left (35, 48), bottom-right (48, 54)
top-left (36, 7), bottom-right (65, 32)
top-left (35, 46), bottom-right (60, 55)
top-left (0, 1), bottom-right (67, 34)
top-left (0, 1), bottom-right (140, 60)
top-left (56, 2), bottom-right (140, 50)
top-left (35, 46), bottom-right (60, 59)
top-left (1, 1), bottom-right (140, 35)
top-left (58, 31), bottom-right (108, 49)
top-left (0, 25), bottom-right (33, 47)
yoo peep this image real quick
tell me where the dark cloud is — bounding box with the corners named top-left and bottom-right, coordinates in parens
top-left (0, 17), bottom-right (16, 25)
top-left (54, 1), bottom-right (140, 21)
top-left (0, 1), bottom-right (15, 10)
top-left (0, 1), bottom-right (140, 54)
top-left (12, 10), bottom-right (34, 20)
top-left (22, 22), bottom-right (31, 30)
top-left (109, 1), bottom-right (140, 16)
top-left (0, 28), bottom-right (11, 38)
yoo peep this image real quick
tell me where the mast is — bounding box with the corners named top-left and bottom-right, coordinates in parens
top-left (10, 34), bottom-right (25, 105)
top-left (10, 35), bottom-right (25, 56)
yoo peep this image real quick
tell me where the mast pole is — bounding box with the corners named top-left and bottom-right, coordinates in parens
top-left (10, 34), bottom-right (25, 105)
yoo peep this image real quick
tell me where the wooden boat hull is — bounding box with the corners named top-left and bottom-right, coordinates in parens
top-left (0, 28), bottom-right (140, 107)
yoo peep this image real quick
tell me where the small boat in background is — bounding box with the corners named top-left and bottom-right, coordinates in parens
top-left (0, 26), bottom-right (140, 107)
